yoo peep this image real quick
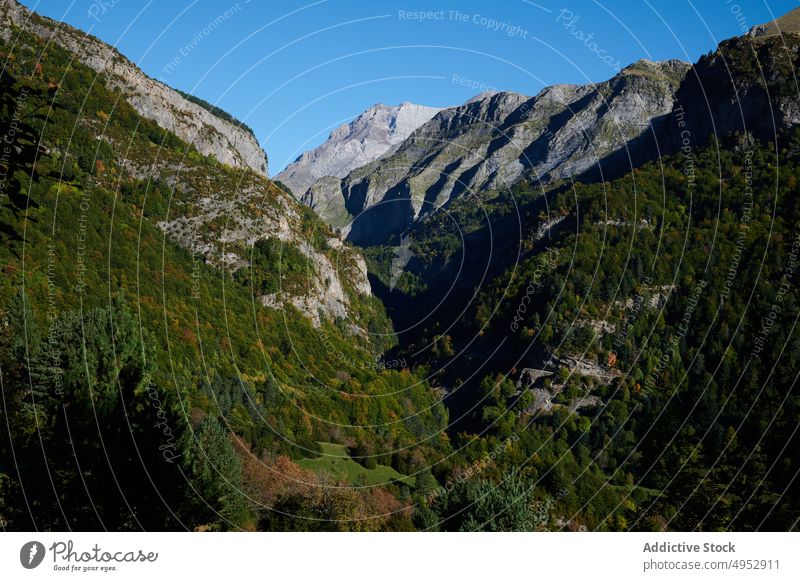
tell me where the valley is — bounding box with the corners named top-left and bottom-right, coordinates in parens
top-left (0, 0), bottom-right (798, 533)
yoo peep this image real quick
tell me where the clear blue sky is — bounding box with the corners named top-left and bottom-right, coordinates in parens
top-left (18, 0), bottom-right (799, 174)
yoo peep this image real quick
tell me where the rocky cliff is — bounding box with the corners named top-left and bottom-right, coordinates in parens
top-left (0, 0), bottom-right (268, 175)
top-left (0, 0), bottom-right (372, 328)
top-left (302, 60), bottom-right (689, 245)
top-left (276, 101), bottom-right (441, 211)
top-left (664, 18), bottom-right (800, 149)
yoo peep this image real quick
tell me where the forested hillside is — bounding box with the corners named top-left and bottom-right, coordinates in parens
top-left (0, 17), bottom-right (448, 531)
top-left (1, 0), bottom-right (799, 533)
top-left (398, 132), bottom-right (800, 530)
top-left (361, 27), bottom-right (800, 531)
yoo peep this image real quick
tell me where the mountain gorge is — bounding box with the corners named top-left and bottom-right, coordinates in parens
top-left (0, 0), bottom-right (446, 531)
top-left (1, 0), bottom-right (800, 533)
top-left (289, 7), bottom-right (800, 531)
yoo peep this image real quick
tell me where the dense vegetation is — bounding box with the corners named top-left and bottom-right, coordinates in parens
top-left (0, 24), bottom-right (447, 531)
top-left (375, 130), bottom-right (800, 531)
top-left (1, 7), bottom-right (798, 532)
top-left (356, 31), bottom-right (800, 531)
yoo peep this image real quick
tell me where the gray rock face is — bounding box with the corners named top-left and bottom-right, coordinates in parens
top-left (276, 102), bottom-right (442, 199)
top-left (299, 175), bottom-right (350, 228)
top-left (0, 0), bottom-right (268, 175)
top-left (301, 60), bottom-right (689, 245)
top-left (149, 162), bottom-right (372, 327)
top-left (3, 0), bottom-right (372, 328)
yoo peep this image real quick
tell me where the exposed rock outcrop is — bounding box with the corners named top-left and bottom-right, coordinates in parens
top-left (276, 102), bottom-right (442, 200)
top-left (516, 367), bottom-right (602, 414)
top-left (556, 356), bottom-right (621, 383)
top-left (152, 165), bottom-right (371, 326)
top-left (0, 0), bottom-right (268, 175)
top-left (304, 60), bottom-right (689, 245)
top-left (747, 6), bottom-right (800, 37)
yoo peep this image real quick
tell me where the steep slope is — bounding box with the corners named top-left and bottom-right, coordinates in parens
top-left (747, 5), bottom-right (800, 37)
top-left (416, 131), bottom-right (800, 531)
top-left (276, 102), bottom-right (441, 216)
top-left (305, 59), bottom-right (688, 245)
top-left (0, 13), bottom-right (450, 531)
top-left (380, 16), bottom-right (800, 530)
top-left (0, 0), bottom-right (268, 175)
top-left (379, 12), bottom-right (800, 352)
top-left (0, 2), bottom-right (383, 332)
top-left (0, 0), bottom-right (371, 327)
top-left (664, 17), bottom-right (800, 147)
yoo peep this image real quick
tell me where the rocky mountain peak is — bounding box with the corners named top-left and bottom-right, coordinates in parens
top-left (462, 91), bottom-right (529, 119)
top-left (464, 91), bottom-right (500, 104)
top-left (276, 100), bottom-right (443, 197)
top-left (324, 60), bottom-right (690, 245)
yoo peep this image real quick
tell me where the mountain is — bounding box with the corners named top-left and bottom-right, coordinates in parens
top-left (0, 0), bottom-right (372, 326)
top-left (0, 0), bottom-right (449, 531)
top-left (276, 101), bottom-right (441, 213)
top-left (368, 8), bottom-right (800, 531)
top-left (300, 4), bottom-right (800, 248)
top-left (298, 59), bottom-right (688, 245)
top-left (0, 0), bottom-right (268, 175)
top-left (377, 8), bottom-right (800, 349)
top-left (2, 0), bottom-right (800, 534)
top-left (747, 5), bottom-right (800, 37)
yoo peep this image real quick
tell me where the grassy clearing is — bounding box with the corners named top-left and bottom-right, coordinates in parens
top-left (298, 443), bottom-right (415, 486)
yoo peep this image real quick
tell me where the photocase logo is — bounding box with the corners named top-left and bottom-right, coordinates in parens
top-left (20, 541), bottom-right (46, 569)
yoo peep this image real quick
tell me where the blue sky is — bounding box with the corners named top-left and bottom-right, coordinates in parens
top-left (18, 0), bottom-right (799, 174)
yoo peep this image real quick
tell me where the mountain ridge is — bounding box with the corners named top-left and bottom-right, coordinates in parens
top-left (330, 58), bottom-right (689, 245)
top-left (276, 101), bottom-right (443, 204)
top-left (292, 8), bottom-right (800, 248)
top-left (0, 0), bottom-right (269, 175)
